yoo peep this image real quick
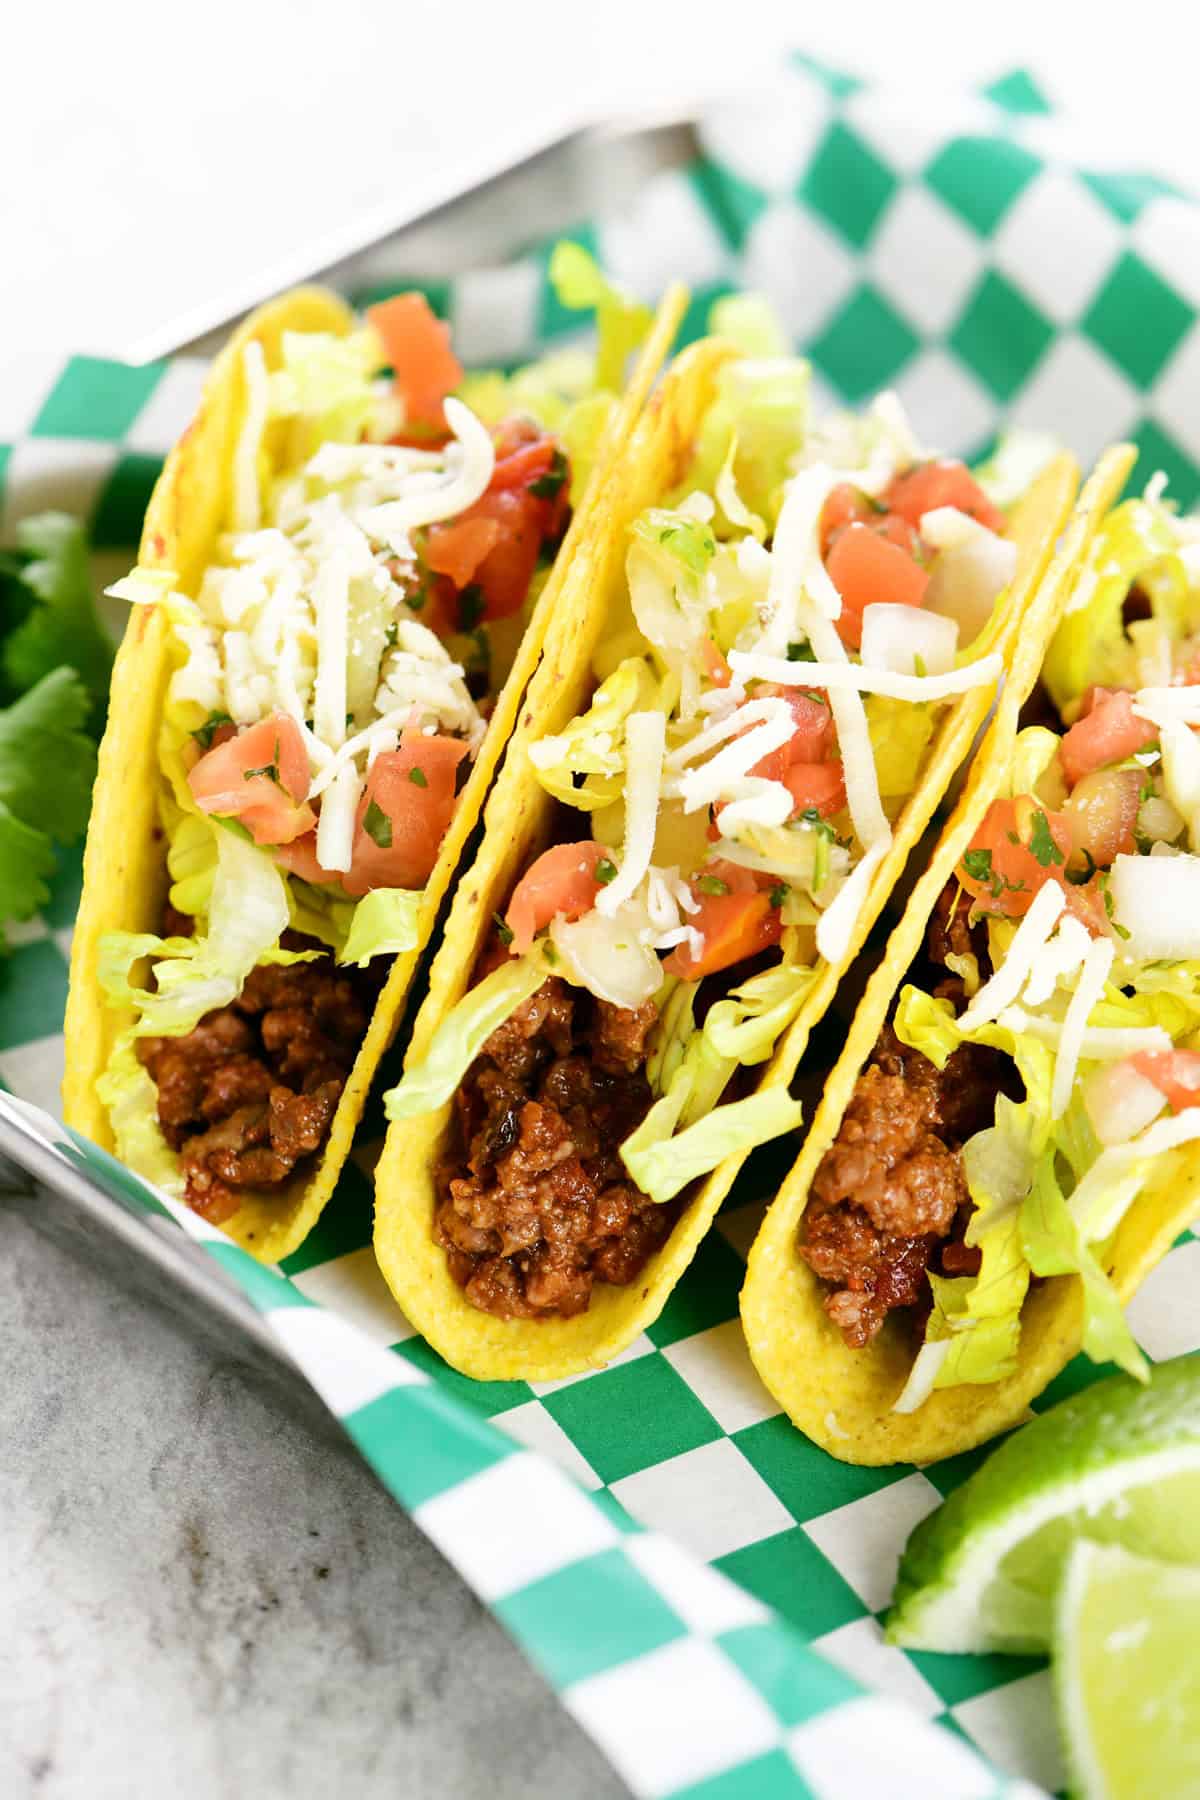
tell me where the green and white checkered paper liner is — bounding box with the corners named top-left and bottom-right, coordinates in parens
top-left (5, 58), bottom-right (1200, 1798)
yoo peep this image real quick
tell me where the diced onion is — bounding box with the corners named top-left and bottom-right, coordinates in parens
top-left (923, 529), bottom-right (1018, 645)
top-left (1084, 1059), bottom-right (1168, 1147)
top-left (1159, 721), bottom-right (1200, 849)
top-left (860, 603), bottom-right (958, 678)
top-left (1109, 852), bottom-right (1200, 961)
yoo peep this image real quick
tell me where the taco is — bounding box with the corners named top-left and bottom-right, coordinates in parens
top-left (740, 443), bottom-right (1200, 1466)
top-left (62, 257), bottom-right (685, 1262)
top-left (374, 297), bottom-right (1080, 1381)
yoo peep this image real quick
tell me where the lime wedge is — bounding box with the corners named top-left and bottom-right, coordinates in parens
top-left (888, 1357), bottom-right (1200, 1653)
top-left (1055, 1542), bottom-right (1200, 1799)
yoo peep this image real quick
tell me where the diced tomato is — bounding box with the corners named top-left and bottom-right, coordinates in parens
top-left (1060, 689), bottom-right (1158, 788)
top-left (188, 713), bottom-right (314, 846)
top-left (700, 857), bottom-right (760, 895)
top-left (957, 796), bottom-right (1072, 917)
top-left (1062, 767), bottom-right (1141, 869)
top-left (820, 483), bottom-right (879, 554)
top-left (489, 437), bottom-right (558, 492)
top-left (272, 831), bottom-right (338, 886)
top-left (750, 689), bottom-right (837, 782)
top-left (1060, 877), bottom-right (1112, 938)
top-left (367, 293), bottom-right (463, 428)
top-left (423, 516), bottom-right (502, 590)
top-left (662, 890), bottom-right (782, 981)
top-left (1132, 1048), bottom-right (1200, 1113)
top-left (342, 732), bottom-right (468, 896)
top-left (701, 637), bottom-right (733, 689)
top-left (825, 523), bottom-right (929, 650)
top-left (505, 841), bottom-right (610, 954)
top-left (884, 460), bottom-right (1005, 535)
top-left (783, 761), bottom-right (846, 819)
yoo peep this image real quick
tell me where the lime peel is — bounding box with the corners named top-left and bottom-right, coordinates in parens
top-left (888, 1359), bottom-right (1200, 1654)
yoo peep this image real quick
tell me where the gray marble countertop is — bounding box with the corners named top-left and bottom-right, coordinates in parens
top-left (2, 1203), bottom-right (626, 1800)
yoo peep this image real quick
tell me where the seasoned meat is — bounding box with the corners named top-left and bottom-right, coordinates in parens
top-left (592, 998), bottom-right (659, 1073)
top-left (436, 978), bottom-right (672, 1320)
top-left (801, 1005), bottom-right (1014, 1347)
top-left (926, 880), bottom-right (988, 975)
top-left (138, 933), bottom-right (378, 1223)
top-left (479, 977), bottom-right (574, 1080)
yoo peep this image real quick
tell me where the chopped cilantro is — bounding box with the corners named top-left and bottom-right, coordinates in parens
top-left (799, 807), bottom-right (837, 842)
top-left (193, 710), bottom-right (232, 751)
top-left (493, 913), bottom-right (514, 947)
top-left (406, 590), bottom-right (426, 614)
top-left (1028, 808), bottom-right (1064, 868)
top-left (408, 766), bottom-right (429, 788)
top-left (768, 883), bottom-right (789, 908)
top-left (787, 641), bottom-right (816, 663)
top-left (594, 857), bottom-right (618, 886)
top-left (962, 847), bottom-right (997, 890)
top-left (697, 873), bottom-right (730, 896)
top-left (543, 940), bottom-right (559, 967)
top-left (384, 621), bottom-right (399, 646)
top-left (363, 799), bottom-right (393, 848)
top-left (528, 448), bottom-right (568, 499)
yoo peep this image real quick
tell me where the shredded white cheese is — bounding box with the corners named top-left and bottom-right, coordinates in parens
top-left (1021, 916), bottom-right (1092, 1007)
top-left (675, 711), bottom-right (797, 812)
top-left (315, 760), bottom-right (361, 873)
top-left (597, 711), bottom-right (666, 917)
top-left (1051, 936), bottom-right (1115, 1120)
top-left (816, 836), bottom-right (888, 966)
top-left (728, 648), bottom-right (1003, 703)
top-left (956, 881), bottom-right (1068, 1033)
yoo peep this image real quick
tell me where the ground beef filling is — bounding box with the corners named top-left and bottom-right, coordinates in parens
top-left (138, 945), bottom-right (372, 1226)
top-left (801, 883), bottom-right (1015, 1348)
top-left (436, 977), bottom-right (674, 1320)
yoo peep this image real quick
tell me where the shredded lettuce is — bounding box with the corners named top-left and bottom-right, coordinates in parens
top-left (682, 356), bottom-right (811, 528)
top-left (703, 964), bottom-right (818, 1065)
top-left (631, 509), bottom-right (717, 582)
top-left (528, 657), bottom-right (662, 810)
top-left (1007, 726), bottom-right (1063, 804)
top-left (1042, 496), bottom-right (1191, 714)
top-left (621, 1082), bottom-right (804, 1204)
top-left (383, 954), bottom-right (550, 1121)
top-left (707, 293), bottom-right (789, 359)
top-left (339, 887), bottom-right (422, 968)
top-left (269, 328), bottom-right (380, 455)
top-left (974, 429), bottom-right (1060, 509)
top-left (866, 695), bottom-right (934, 803)
top-left (1020, 1150), bottom-right (1149, 1381)
top-left (99, 830), bottom-right (299, 1037)
top-left (95, 1035), bottom-right (185, 1197)
top-left (547, 241), bottom-right (653, 396)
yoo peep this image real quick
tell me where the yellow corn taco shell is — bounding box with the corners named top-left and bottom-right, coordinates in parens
top-left (372, 347), bottom-right (1082, 1384)
top-left (740, 446), bottom-right (1152, 1467)
top-left (63, 281), bottom-right (687, 1264)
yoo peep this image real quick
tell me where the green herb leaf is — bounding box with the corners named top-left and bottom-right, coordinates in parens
top-left (768, 883), bottom-right (789, 909)
top-left (962, 847), bottom-right (995, 885)
top-left (364, 798), bottom-right (393, 848)
top-left (0, 513), bottom-right (114, 734)
top-left (594, 857), bottom-right (618, 886)
top-left (0, 668), bottom-right (95, 949)
top-left (193, 710), bottom-right (233, 751)
top-left (493, 912), bottom-right (514, 947)
top-left (1028, 809), bottom-right (1065, 868)
top-left (528, 448), bottom-right (569, 499)
top-left (799, 807), bottom-right (837, 843)
top-left (697, 873), bottom-right (731, 896)
top-left (786, 641), bottom-right (816, 663)
top-left (408, 766), bottom-right (429, 788)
